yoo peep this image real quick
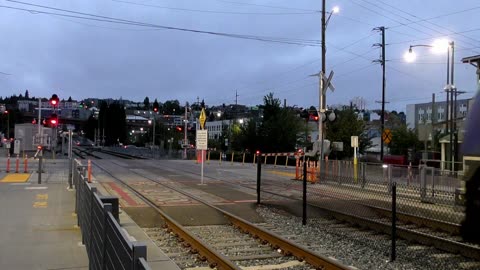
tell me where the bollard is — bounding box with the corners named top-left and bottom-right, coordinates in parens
top-left (219, 152), bottom-right (222, 165)
top-left (391, 182), bottom-right (397, 262)
top-left (24, 154), bottom-right (28, 173)
top-left (207, 151), bottom-right (211, 164)
top-left (252, 153), bottom-right (256, 166)
top-left (295, 158), bottom-right (300, 180)
top-left (302, 160), bottom-right (307, 225)
top-left (264, 154), bottom-right (267, 165)
top-left (6, 155), bottom-right (10, 173)
top-left (87, 160), bottom-right (92, 183)
top-left (407, 162), bottom-right (412, 186)
top-left (274, 154), bottom-right (278, 168)
top-left (231, 152), bottom-right (234, 165)
top-left (15, 155), bottom-right (19, 173)
top-left (256, 153), bottom-right (261, 204)
top-left (242, 152), bottom-right (245, 165)
top-left (285, 154), bottom-right (289, 168)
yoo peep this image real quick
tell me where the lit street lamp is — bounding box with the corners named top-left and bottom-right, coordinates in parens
top-left (404, 39), bottom-right (457, 170)
top-left (4, 110), bottom-right (9, 139)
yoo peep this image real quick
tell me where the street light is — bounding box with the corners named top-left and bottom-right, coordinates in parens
top-left (4, 110), bottom-right (9, 139)
top-left (405, 39), bottom-right (456, 170)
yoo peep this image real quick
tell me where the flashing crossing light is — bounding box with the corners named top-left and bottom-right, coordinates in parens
top-left (256, 150), bottom-right (260, 156)
top-left (50, 94), bottom-right (59, 107)
top-left (49, 113), bottom-right (58, 127)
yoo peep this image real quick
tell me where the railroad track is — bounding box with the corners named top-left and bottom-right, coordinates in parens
top-left (73, 147), bottom-right (103, 159)
top-left (91, 160), bottom-right (351, 270)
top-left (141, 161), bottom-right (480, 262)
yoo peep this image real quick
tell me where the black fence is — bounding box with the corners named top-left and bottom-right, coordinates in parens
top-left (73, 160), bottom-right (151, 270)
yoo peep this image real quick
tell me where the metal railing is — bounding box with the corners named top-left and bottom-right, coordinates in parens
top-left (73, 160), bottom-right (151, 270)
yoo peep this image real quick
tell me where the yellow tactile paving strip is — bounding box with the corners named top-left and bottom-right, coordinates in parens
top-left (1, 174), bottom-right (31, 183)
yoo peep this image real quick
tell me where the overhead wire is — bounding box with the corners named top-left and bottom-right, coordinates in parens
top-left (110, 0), bottom-right (319, 15)
top-left (212, 0), bottom-right (319, 12)
top-left (353, 0), bottom-right (480, 53)
top-left (1, 1), bottom-right (321, 46)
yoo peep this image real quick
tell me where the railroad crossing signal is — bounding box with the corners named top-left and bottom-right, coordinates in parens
top-left (321, 71), bottom-right (336, 94)
top-left (382, 129), bottom-right (392, 144)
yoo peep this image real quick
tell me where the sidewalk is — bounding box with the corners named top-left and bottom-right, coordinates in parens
top-left (0, 171), bottom-right (88, 270)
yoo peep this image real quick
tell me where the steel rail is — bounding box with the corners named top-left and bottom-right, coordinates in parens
top-left (93, 160), bottom-right (352, 270)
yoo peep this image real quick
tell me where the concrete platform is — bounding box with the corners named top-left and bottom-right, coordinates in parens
top-left (0, 174), bottom-right (88, 270)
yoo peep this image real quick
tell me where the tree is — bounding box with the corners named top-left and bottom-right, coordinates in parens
top-left (143, 97), bottom-right (150, 110)
top-left (388, 124), bottom-right (422, 156)
top-left (24, 90), bottom-right (29, 99)
top-left (68, 96), bottom-right (72, 102)
top-left (163, 100), bottom-right (180, 115)
top-left (98, 101), bottom-right (127, 145)
top-left (325, 108), bottom-right (367, 159)
top-left (235, 92), bottom-right (302, 153)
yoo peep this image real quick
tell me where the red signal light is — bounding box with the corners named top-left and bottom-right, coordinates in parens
top-left (153, 107), bottom-right (158, 112)
top-left (37, 145), bottom-right (43, 150)
top-left (256, 150), bottom-right (260, 155)
top-left (314, 115), bottom-right (319, 121)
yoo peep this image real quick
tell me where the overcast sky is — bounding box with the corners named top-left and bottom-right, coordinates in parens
top-left (0, 0), bottom-right (479, 112)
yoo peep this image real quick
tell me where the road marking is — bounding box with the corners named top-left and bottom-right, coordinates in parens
top-left (36, 194), bottom-right (48, 200)
top-left (25, 187), bottom-right (48, 190)
top-left (33, 201), bottom-right (48, 208)
top-left (107, 182), bottom-right (139, 206)
top-left (0, 173), bottom-right (31, 183)
top-left (266, 170), bottom-right (295, 177)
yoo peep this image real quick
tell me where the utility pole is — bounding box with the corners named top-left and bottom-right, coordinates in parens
top-left (431, 93), bottom-right (436, 151)
top-left (184, 102), bottom-right (188, 159)
top-left (450, 42), bottom-right (456, 171)
top-left (373, 26), bottom-right (386, 160)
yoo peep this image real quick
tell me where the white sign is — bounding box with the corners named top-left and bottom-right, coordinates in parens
top-left (196, 130), bottom-right (208, 150)
top-left (351, 136), bottom-right (359, 148)
top-left (14, 139), bottom-right (21, 154)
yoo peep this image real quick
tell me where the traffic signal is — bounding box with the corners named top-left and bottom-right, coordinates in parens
top-left (50, 94), bottom-right (59, 107)
top-left (49, 113), bottom-right (58, 127)
top-left (300, 109), bottom-right (309, 122)
top-left (153, 105), bottom-right (158, 112)
top-left (309, 110), bottom-right (319, 122)
top-left (176, 126), bottom-right (183, 132)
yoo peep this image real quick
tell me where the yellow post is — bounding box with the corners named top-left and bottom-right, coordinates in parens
top-left (253, 153), bottom-right (256, 166)
top-left (242, 152), bottom-right (246, 165)
top-left (354, 146), bottom-right (358, 183)
top-left (207, 151), bottom-right (211, 164)
top-left (285, 154), bottom-right (289, 168)
top-left (231, 152), bottom-right (234, 165)
top-left (264, 154), bottom-right (267, 165)
top-left (274, 154), bottom-right (278, 168)
top-left (219, 152), bottom-right (222, 165)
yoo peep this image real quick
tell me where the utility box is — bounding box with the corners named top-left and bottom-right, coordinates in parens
top-left (14, 123), bottom-right (53, 151)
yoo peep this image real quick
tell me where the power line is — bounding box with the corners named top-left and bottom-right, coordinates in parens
top-left (370, 0), bottom-right (480, 52)
top-left (0, 2), bottom-right (322, 46)
top-left (212, 0), bottom-right (319, 12)
top-left (111, 0), bottom-right (318, 15)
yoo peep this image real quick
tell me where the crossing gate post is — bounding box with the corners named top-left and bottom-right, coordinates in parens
top-left (256, 152), bottom-right (262, 204)
top-left (24, 154), bottom-right (28, 173)
top-left (15, 155), bottom-right (20, 173)
top-left (6, 154), bottom-right (10, 173)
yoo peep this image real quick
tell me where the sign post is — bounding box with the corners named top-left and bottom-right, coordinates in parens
top-left (197, 108), bottom-right (208, 185)
top-left (351, 136), bottom-right (359, 182)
